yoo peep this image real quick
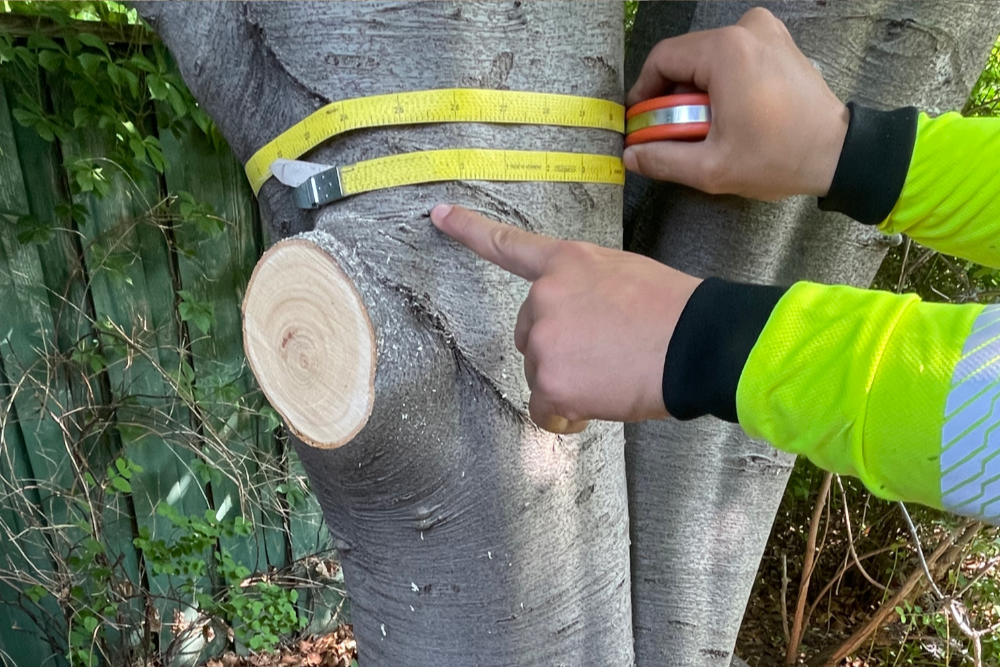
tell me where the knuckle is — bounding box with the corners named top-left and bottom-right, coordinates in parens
top-left (634, 148), bottom-right (669, 182)
top-left (742, 6), bottom-right (775, 23)
top-left (557, 240), bottom-right (600, 265)
top-left (526, 318), bottom-right (560, 357)
top-left (489, 225), bottom-right (515, 259)
top-left (530, 276), bottom-right (563, 306)
top-left (647, 37), bottom-right (672, 67)
top-left (739, 6), bottom-right (779, 34)
top-left (726, 27), bottom-right (756, 60)
top-left (631, 147), bottom-right (652, 174)
top-left (533, 361), bottom-right (563, 402)
top-left (697, 151), bottom-right (729, 194)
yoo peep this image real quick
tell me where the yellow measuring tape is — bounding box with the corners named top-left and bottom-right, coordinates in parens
top-left (245, 88), bottom-right (625, 197)
top-left (294, 149), bottom-right (625, 208)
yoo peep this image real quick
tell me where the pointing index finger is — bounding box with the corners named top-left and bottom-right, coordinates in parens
top-left (430, 204), bottom-right (557, 281)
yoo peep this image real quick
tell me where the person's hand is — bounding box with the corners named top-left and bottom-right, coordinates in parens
top-left (430, 204), bottom-right (702, 434)
top-left (625, 7), bottom-right (849, 201)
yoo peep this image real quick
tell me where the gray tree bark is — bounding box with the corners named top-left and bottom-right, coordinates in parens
top-left (137, 2), bottom-right (632, 665)
top-left (624, 2), bottom-right (1000, 664)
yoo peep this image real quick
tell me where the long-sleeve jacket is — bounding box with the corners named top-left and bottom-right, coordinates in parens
top-left (662, 104), bottom-right (1000, 523)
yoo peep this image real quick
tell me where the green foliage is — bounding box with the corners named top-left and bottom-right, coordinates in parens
top-left (60, 454), bottom-right (145, 667)
top-left (624, 0), bottom-right (638, 40)
top-left (0, 1), bottom-right (221, 192)
top-left (965, 37), bottom-right (1000, 117)
top-left (134, 502), bottom-right (308, 654)
top-left (178, 289), bottom-right (214, 334)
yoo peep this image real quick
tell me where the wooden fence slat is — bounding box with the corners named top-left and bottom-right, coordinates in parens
top-left (0, 356), bottom-right (65, 667)
top-left (157, 103), bottom-right (288, 574)
top-left (50, 74), bottom-right (215, 662)
top-left (0, 72), bottom-right (82, 666)
top-left (2, 72), bottom-right (149, 662)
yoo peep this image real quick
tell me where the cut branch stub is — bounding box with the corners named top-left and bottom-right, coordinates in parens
top-left (242, 235), bottom-right (376, 449)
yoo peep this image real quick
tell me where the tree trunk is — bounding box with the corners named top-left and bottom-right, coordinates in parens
top-left (137, 2), bottom-right (632, 664)
top-left (623, 2), bottom-right (1000, 664)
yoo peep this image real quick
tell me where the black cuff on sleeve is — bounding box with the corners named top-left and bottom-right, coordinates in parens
top-left (663, 278), bottom-right (788, 423)
top-left (817, 102), bottom-right (919, 225)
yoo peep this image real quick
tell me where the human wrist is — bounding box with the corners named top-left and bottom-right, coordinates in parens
top-left (817, 103), bottom-right (920, 224)
top-left (809, 101), bottom-right (850, 197)
top-left (662, 278), bottom-right (788, 422)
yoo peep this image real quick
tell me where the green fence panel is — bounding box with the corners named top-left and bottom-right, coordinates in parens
top-left (0, 69), bottom-right (82, 667)
top-left (50, 71), bottom-right (215, 661)
top-left (0, 357), bottom-right (66, 667)
top-left (0, 36), bottom-right (347, 662)
top-left (157, 106), bottom-right (288, 574)
top-left (2, 70), bottom-right (150, 662)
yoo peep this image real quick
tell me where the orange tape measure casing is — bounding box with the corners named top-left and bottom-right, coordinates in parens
top-left (625, 93), bottom-right (711, 146)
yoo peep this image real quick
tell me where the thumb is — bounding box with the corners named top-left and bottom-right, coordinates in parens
top-left (527, 392), bottom-right (588, 435)
top-left (623, 141), bottom-right (718, 193)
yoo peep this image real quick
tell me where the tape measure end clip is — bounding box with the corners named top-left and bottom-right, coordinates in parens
top-left (294, 167), bottom-right (345, 209)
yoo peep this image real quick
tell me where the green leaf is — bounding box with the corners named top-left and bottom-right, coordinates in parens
top-left (129, 52), bottom-right (156, 73)
top-left (76, 52), bottom-right (103, 78)
top-left (147, 73), bottom-right (168, 100)
top-left (82, 537), bottom-right (104, 558)
top-left (11, 107), bottom-right (37, 129)
top-left (114, 457), bottom-right (132, 479)
top-left (24, 584), bottom-right (48, 603)
top-left (128, 136), bottom-right (149, 168)
top-left (77, 32), bottom-right (111, 58)
top-left (156, 502), bottom-right (183, 525)
top-left (37, 49), bottom-right (62, 72)
top-left (16, 215), bottom-right (52, 245)
top-left (190, 105), bottom-right (213, 137)
top-left (82, 614), bottom-right (99, 633)
top-left (120, 67), bottom-right (140, 99)
top-left (13, 45), bottom-right (36, 69)
top-left (106, 61), bottom-right (122, 88)
top-left (110, 476), bottom-right (132, 494)
top-left (178, 290), bottom-right (214, 334)
top-left (34, 122), bottom-right (55, 143)
top-left (260, 406), bottom-right (282, 433)
top-left (72, 106), bottom-right (90, 128)
top-left (143, 136), bottom-right (166, 173)
top-left (62, 33), bottom-right (80, 55)
top-left (166, 90), bottom-right (188, 121)
top-left (26, 34), bottom-right (61, 52)
top-left (0, 36), bottom-right (13, 64)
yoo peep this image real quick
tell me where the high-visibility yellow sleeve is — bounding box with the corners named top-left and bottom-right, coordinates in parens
top-left (736, 281), bottom-right (1000, 522)
top-left (880, 112), bottom-right (1000, 267)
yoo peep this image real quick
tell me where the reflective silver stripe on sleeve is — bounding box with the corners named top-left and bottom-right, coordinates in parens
top-left (940, 305), bottom-right (1000, 522)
